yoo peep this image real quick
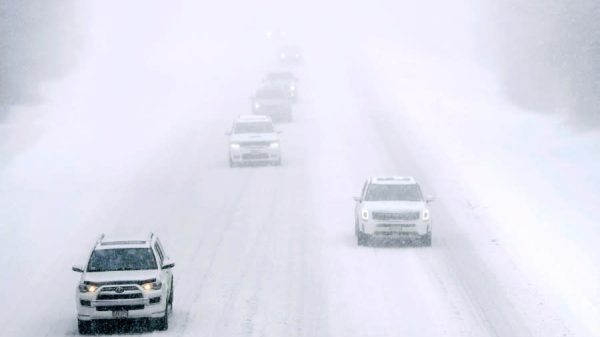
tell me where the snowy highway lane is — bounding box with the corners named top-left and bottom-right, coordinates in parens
top-left (0, 54), bottom-right (549, 337)
top-left (0, 5), bottom-right (584, 335)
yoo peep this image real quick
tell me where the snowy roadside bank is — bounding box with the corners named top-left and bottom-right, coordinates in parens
top-left (364, 47), bottom-right (600, 336)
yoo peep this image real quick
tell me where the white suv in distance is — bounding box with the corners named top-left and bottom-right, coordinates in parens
top-left (263, 72), bottom-right (298, 103)
top-left (354, 176), bottom-right (433, 246)
top-left (252, 86), bottom-right (293, 122)
top-left (72, 233), bottom-right (175, 334)
top-left (227, 115), bottom-right (282, 167)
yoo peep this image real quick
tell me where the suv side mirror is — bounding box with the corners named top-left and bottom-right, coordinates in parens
top-left (353, 196), bottom-right (361, 202)
top-left (72, 265), bottom-right (84, 273)
top-left (425, 195), bottom-right (435, 203)
top-left (162, 262), bottom-right (175, 270)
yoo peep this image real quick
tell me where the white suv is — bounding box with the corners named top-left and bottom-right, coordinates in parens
top-left (72, 233), bottom-right (175, 334)
top-left (354, 176), bottom-right (433, 246)
top-left (227, 115), bottom-right (282, 167)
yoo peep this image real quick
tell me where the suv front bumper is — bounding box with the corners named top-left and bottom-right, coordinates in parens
top-left (359, 219), bottom-right (431, 238)
top-left (230, 147), bottom-right (281, 164)
top-left (76, 289), bottom-right (166, 321)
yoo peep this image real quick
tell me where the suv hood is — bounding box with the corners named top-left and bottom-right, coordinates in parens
top-left (230, 133), bottom-right (279, 143)
top-left (83, 270), bottom-right (160, 284)
top-left (361, 200), bottom-right (426, 212)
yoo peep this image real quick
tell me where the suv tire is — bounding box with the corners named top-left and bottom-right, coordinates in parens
top-left (169, 278), bottom-right (174, 307)
top-left (154, 305), bottom-right (169, 331)
top-left (357, 232), bottom-right (369, 247)
top-left (78, 319), bottom-right (92, 335)
top-left (422, 232), bottom-right (432, 247)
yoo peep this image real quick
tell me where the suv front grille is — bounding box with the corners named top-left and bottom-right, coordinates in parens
top-left (102, 286), bottom-right (138, 292)
top-left (97, 293), bottom-right (143, 300)
top-left (241, 141), bottom-right (270, 148)
top-left (372, 211), bottom-right (420, 221)
top-left (96, 305), bottom-right (144, 312)
top-left (242, 153), bottom-right (270, 160)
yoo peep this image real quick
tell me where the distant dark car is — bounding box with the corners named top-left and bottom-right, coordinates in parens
top-left (263, 72), bottom-right (298, 103)
top-left (252, 86), bottom-right (293, 122)
top-left (278, 45), bottom-right (303, 65)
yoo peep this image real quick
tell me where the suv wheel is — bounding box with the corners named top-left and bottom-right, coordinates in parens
top-left (422, 232), bottom-right (432, 247)
top-left (154, 305), bottom-right (169, 331)
top-left (78, 319), bottom-right (92, 335)
top-left (169, 278), bottom-right (174, 307)
top-left (357, 232), bottom-right (369, 247)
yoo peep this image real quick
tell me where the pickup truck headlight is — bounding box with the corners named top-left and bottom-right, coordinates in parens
top-left (230, 143), bottom-right (240, 149)
top-left (361, 209), bottom-right (369, 221)
top-left (142, 280), bottom-right (162, 291)
top-left (422, 209), bottom-right (430, 221)
top-left (79, 283), bottom-right (98, 293)
top-left (270, 142), bottom-right (279, 148)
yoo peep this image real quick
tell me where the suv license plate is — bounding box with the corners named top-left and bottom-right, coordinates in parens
top-left (112, 310), bottom-right (128, 319)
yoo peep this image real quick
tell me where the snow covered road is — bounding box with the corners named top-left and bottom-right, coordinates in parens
top-left (0, 53), bottom-right (549, 337)
top-left (0, 1), bottom-right (595, 337)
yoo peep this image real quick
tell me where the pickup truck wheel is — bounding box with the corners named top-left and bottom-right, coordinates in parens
top-left (78, 319), bottom-right (92, 335)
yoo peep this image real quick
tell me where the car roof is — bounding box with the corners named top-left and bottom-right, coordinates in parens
top-left (236, 115), bottom-right (272, 123)
top-left (95, 233), bottom-right (154, 250)
top-left (370, 176), bottom-right (417, 185)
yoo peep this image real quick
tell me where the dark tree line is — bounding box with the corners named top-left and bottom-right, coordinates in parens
top-left (487, 0), bottom-right (600, 126)
top-left (0, 0), bottom-right (84, 120)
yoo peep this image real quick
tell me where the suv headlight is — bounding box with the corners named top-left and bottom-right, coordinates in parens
top-left (270, 142), bottom-right (279, 148)
top-left (361, 209), bottom-right (369, 221)
top-left (422, 209), bottom-right (430, 221)
top-left (230, 143), bottom-right (240, 149)
top-left (79, 283), bottom-right (98, 293)
top-left (142, 280), bottom-right (162, 291)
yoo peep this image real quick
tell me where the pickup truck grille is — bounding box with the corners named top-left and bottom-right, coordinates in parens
top-left (372, 211), bottom-right (420, 221)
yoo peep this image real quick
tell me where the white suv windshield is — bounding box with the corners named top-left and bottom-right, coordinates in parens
top-left (87, 248), bottom-right (157, 272)
top-left (234, 122), bottom-right (274, 134)
top-left (365, 184), bottom-right (423, 202)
